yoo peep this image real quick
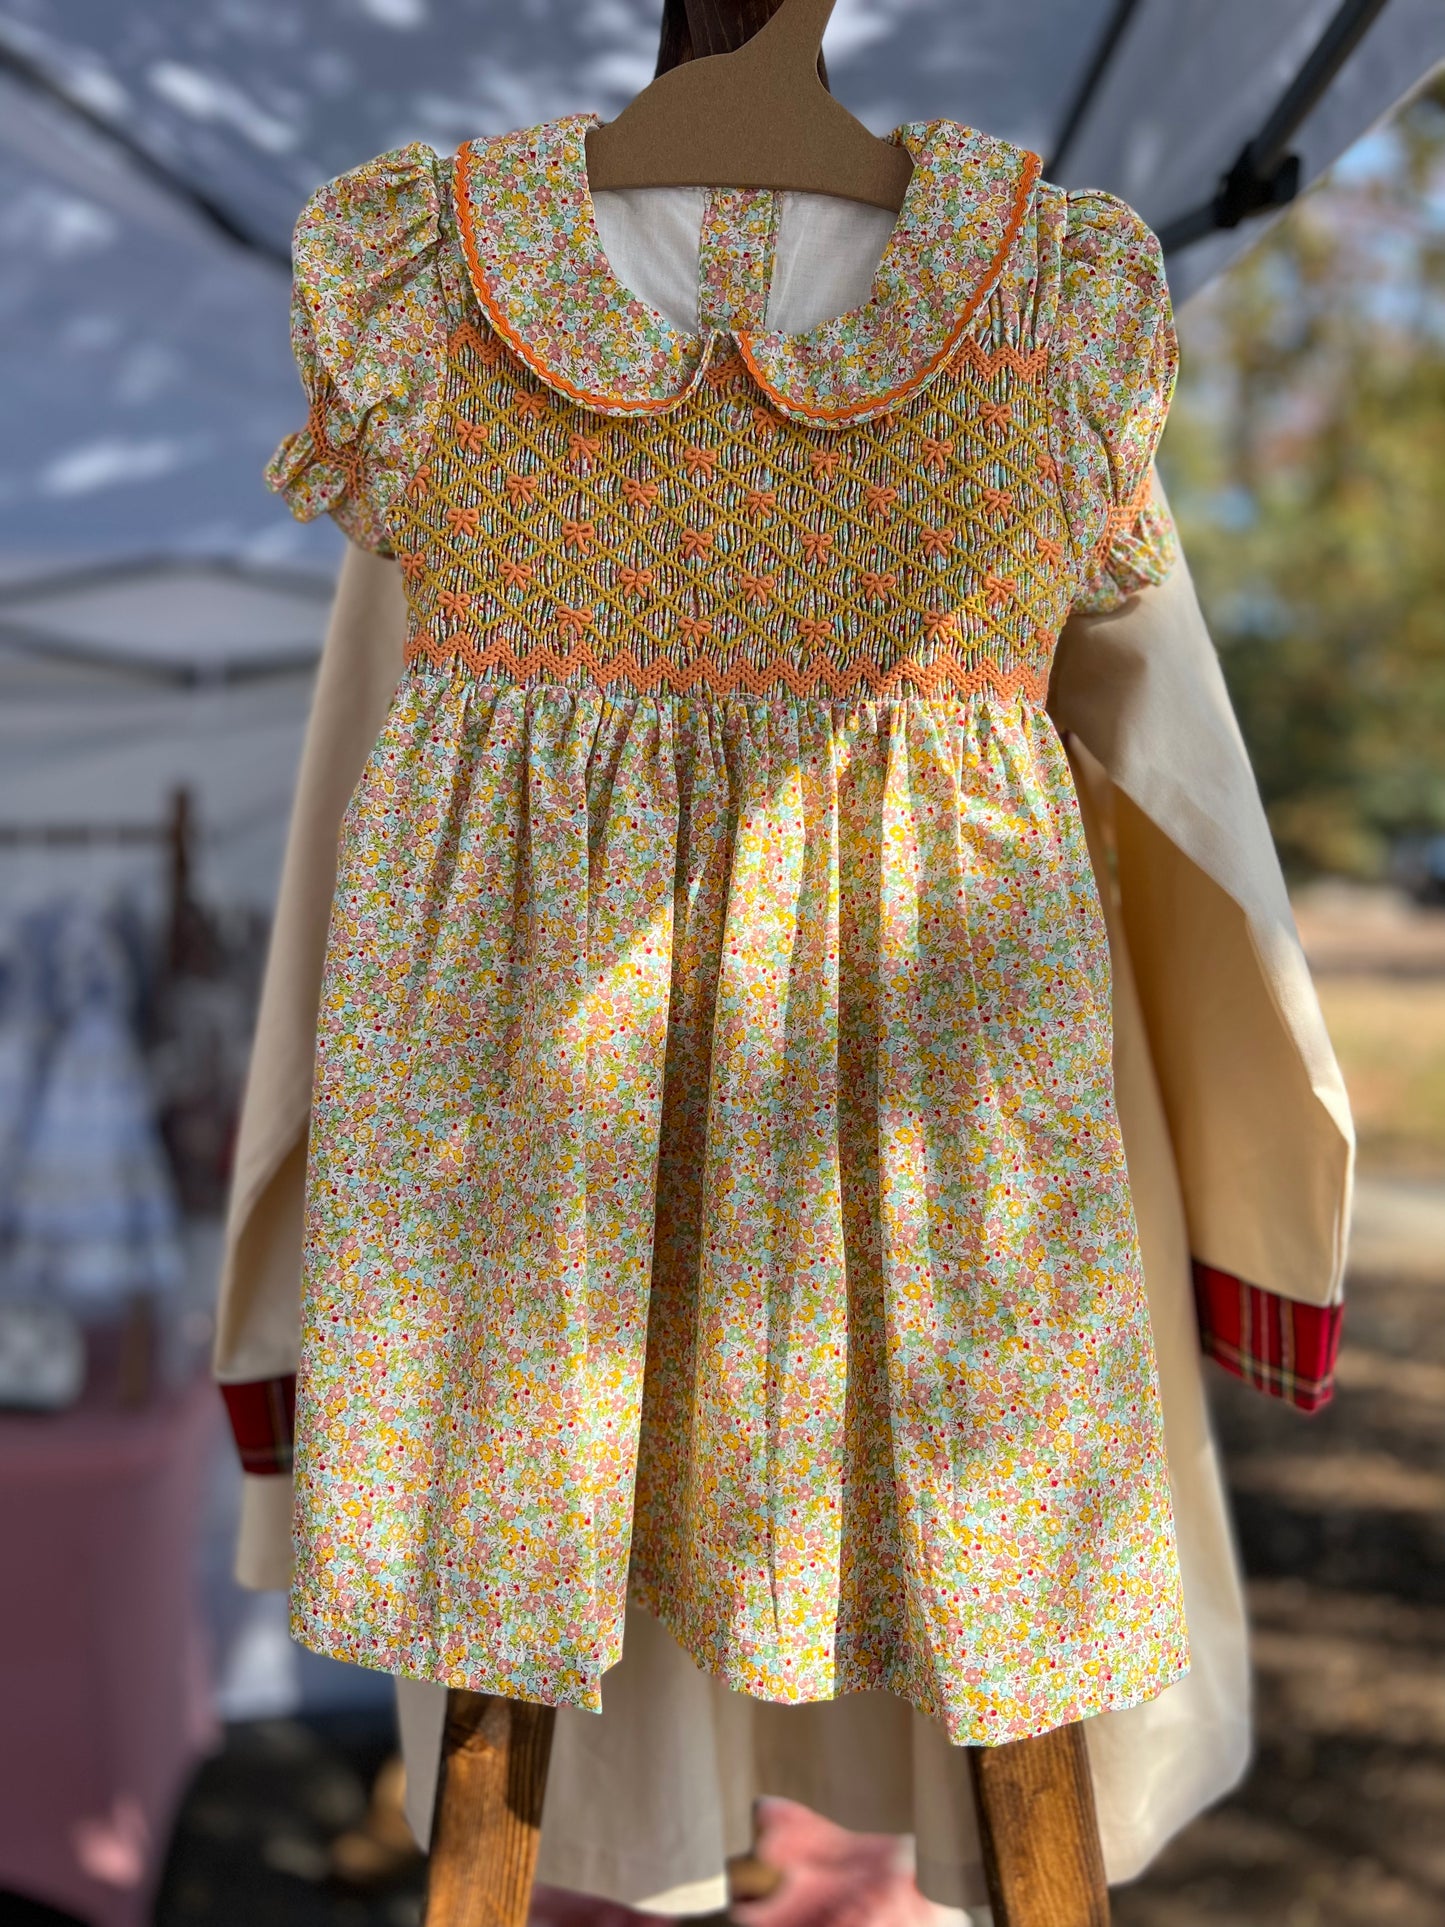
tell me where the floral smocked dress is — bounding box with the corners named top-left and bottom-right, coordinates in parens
top-left (268, 113), bottom-right (1189, 1746)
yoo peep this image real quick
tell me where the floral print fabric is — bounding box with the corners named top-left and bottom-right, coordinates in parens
top-left (271, 117), bottom-right (1190, 1743)
top-left (264, 144), bottom-right (467, 554)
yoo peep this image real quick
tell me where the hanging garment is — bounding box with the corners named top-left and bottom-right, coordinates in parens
top-left (8, 902), bottom-right (183, 1308)
top-left (214, 109), bottom-right (1356, 1896)
top-left (216, 539), bottom-right (1258, 1916)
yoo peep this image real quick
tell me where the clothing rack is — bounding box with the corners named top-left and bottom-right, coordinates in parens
top-left (0, 785), bottom-right (208, 975)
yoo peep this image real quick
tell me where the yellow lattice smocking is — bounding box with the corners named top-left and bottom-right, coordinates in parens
top-left (392, 319), bottom-right (1075, 703)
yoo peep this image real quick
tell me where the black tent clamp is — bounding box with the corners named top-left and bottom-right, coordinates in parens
top-left (1155, 0), bottom-right (1395, 254)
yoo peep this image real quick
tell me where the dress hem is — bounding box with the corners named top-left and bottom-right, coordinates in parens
top-left (290, 1585), bottom-right (1191, 1748)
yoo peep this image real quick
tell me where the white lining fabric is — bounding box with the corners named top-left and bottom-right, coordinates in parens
top-left (590, 185), bottom-right (896, 335)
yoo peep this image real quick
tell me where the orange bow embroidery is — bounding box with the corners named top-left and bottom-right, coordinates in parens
top-left (562, 519), bottom-right (595, 555)
top-left (921, 436), bottom-right (955, 472)
top-left (743, 488), bottom-right (777, 515)
top-left (809, 448), bottom-right (841, 482)
top-left (1036, 452), bottom-right (1059, 484)
top-left (683, 447), bottom-right (719, 480)
top-left (505, 472), bottom-right (540, 505)
top-left (680, 527), bottom-right (714, 560)
top-left (569, 431), bottom-right (602, 470)
top-left (438, 589), bottom-right (473, 620)
top-left (981, 486), bottom-right (1015, 516)
top-left (498, 557), bottom-right (534, 590)
top-left (922, 609), bottom-right (960, 641)
top-left (397, 551), bottom-right (426, 584)
top-left (985, 574), bottom-right (1017, 609)
top-left (860, 570), bottom-right (898, 601)
top-left (622, 477), bottom-right (659, 510)
top-left (678, 614), bottom-right (713, 645)
top-left (797, 617), bottom-right (834, 646)
top-left (618, 565), bottom-right (654, 596)
top-left (864, 484), bottom-right (897, 521)
top-left (799, 529), bottom-right (834, 565)
top-left (514, 391), bottom-right (550, 423)
top-left (750, 404), bottom-right (777, 438)
top-left (555, 604), bottom-right (595, 640)
top-left (919, 527), bottom-right (956, 559)
top-left (405, 463), bottom-right (434, 501)
top-left (445, 504), bottom-right (481, 538)
top-left (1036, 535), bottom-right (1064, 566)
top-left (454, 417), bottom-right (490, 457)
top-left (739, 571), bottom-right (776, 606)
top-left (980, 401), bottom-right (1012, 432)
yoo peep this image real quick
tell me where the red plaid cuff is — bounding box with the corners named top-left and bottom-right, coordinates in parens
top-left (1193, 1262), bottom-right (1343, 1413)
top-left (219, 1375), bottom-right (297, 1475)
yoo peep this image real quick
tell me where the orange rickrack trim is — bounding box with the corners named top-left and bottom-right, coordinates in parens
top-left (735, 150), bottom-right (1043, 426)
top-left (453, 139), bottom-right (1043, 425)
top-left (403, 625), bottom-right (1051, 706)
top-left (453, 140), bottom-right (709, 417)
top-left (954, 339), bottom-right (1049, 382)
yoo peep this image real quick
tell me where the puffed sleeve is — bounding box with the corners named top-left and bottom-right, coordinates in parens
top-left (264, 143), bottom-right (453, 556)
top-left (1052, 191), bottom-right (1179, 614)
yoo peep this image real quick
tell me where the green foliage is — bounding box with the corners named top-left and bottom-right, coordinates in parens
top-left (1158, 78), bottom-right (1445, 878)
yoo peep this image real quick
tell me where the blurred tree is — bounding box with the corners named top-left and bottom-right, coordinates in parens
top-left (1159, 74), bottom-right (1445, 878)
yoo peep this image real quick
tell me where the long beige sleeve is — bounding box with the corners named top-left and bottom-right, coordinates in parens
top-left (214, 542), bottom-right (407, 1586)
top-left (1050, 539), bottom-right (1353, 1308)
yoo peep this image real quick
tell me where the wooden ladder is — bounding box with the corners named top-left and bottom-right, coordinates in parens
top-left (422, 1691), bottom-right (1109, 1927)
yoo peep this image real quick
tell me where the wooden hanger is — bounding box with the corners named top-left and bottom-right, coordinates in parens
top-left (583, 0), bottom-right (913, 212)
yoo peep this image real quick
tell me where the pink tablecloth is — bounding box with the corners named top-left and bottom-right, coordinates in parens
top-left (0, 1362), bottom-right (219, 1927)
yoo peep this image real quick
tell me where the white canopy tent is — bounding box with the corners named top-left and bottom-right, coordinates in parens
top-left (0, 0), bottom-right (1442, 905)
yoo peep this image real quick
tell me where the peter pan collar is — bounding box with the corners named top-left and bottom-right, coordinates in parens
top-left (452, 113), bottom-right (1040, 427)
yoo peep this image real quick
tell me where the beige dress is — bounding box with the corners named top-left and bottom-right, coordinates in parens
top-left (214, 179), bottom-right (1351, 1915)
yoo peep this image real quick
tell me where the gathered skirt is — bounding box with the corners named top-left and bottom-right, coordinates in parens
top-left (290, 665), bottom-right (1188, 1744)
